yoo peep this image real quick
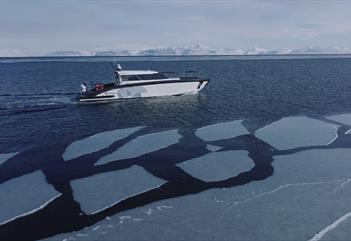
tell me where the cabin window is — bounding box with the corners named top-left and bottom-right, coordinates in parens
top-left (122, 75), bottom-right (140, 81)
top-left (121, 73), bottom-right (167, 81)
top-left (138, 74), bottom-right (167, 80)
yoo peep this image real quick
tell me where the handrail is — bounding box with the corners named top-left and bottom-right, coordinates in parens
top-left (160, 71), bottom-right (177, 78)
top-left (185, 71), bottom-right (198, 78)
top-left (160, 70), bottom-right (199, 79)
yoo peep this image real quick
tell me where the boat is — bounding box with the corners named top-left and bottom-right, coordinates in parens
top-left (79, 64), bottom-right (210, 102)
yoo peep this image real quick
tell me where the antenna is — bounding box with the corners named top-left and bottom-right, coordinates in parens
top-left (110, 56), bottom-right (122, 72)
top-left (110, 56), bottom-right (118, 70)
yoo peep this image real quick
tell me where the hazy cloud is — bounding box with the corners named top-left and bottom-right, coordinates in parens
top-left (0, 0), bottom-right (350, 55)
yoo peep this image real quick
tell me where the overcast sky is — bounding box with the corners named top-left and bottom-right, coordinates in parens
top-left (1, 0), bottom-right (351, 54)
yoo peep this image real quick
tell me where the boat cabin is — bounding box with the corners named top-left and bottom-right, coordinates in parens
top-left (115, 70), bottom-right (173, 85)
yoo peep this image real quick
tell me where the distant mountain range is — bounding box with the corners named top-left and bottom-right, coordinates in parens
top-left (1, 45), bottom-right (351, 57)
top-left (0, 49), bottom-right (27, 57)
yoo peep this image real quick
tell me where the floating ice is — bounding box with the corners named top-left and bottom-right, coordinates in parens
top-left (195, 120), bottom-right (249, 141)
top-left (0, 152), bottom-right (19, 165)
top-left (63, 126), bottom-right (143, 161)
top-left (0, 171), bottom-right (60, 224)
top-left (70, 165), bottom-right (165, 214)
top-left (255, 116), bottom-right (339, 150)
top-left (95, 129), bottom-right (181, 165)
top-left (145, 208), bottom-right (153, 216)
top-left (327, 113), bottom-right (351, 126)
top-left (156, 205), bottom-right (173, 211)
top-left (43, 149), bottom-right (351, 241)
top-left (177, 150), bottom-right (254, 182)
top-left (206, 144), bottom-right (222, 152)
top-left (92, 225), bottom-right (101, 231)
top-left (272, 149), bottom-right (351, 188)
top-left (308, 211), bottom-right (351, 241)
top-left (313, 210), bottom-right (351, 241)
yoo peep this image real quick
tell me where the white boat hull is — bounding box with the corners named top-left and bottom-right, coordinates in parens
top-left (79, 80), bottom-right (209, 102)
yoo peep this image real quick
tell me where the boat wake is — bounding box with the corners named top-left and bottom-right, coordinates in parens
top-left (0, 93), bottom-right (77, 115)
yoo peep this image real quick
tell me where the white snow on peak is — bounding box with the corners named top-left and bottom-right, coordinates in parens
top-left (181, 44), bottom-right (217, 55)
top-left (289, 46), bottom-right (351, 55)
top-left (92, 44), bottom-right (351, 56)
top-left (217, 48), bottom-right (245, 55)
top-left (46, 50), bottom-right (93, 57)
top-left (0, 49), bottom-right (26, 57)
top-left (94, 44), bottom-right (153, 56)
top-left (3, 45), bottom-right (351, 57)
top-left (244, 47), bottom-right (269, 55)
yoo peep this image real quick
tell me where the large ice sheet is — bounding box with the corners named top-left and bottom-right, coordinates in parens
top-left (63, 126), bottom-right (143, 161)
top-left (314, 212), bottom-right (351, 241)
top-left (71, 165), bottom-right (166, 214)
top-left (0, 152), bottom-right (19, 165)
top-left (0, 171), bottom-right (60, 224)
top-left (255, 116), bottom-right (338, 150)
top-left (327, 113), bottom-right (351, 126)
top-left (195, 120), bottom-right (249, 141)
top-left (177, 150), bottom-right (254, 182)
top-left (44, 149), bottom-right (351, 241)
top-left (95, 129), bottom-right (181, 165)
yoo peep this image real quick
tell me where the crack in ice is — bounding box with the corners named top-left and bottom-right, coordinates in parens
top-left (333, 178), bottom-right (351, 193)
top-left (229, 179), bottom-right (346, 208)
top-left (308, 211), bottom-right (351, 241)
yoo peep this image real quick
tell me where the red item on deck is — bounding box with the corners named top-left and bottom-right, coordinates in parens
top-left (95, 83), bottom-right (104, 91)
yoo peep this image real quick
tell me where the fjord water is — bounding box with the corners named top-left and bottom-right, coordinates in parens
top-left (1, 56), bottom-right (351, 241)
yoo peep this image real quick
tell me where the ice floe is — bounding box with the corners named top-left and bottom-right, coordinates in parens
top-left (0, 171), bottom-right (60, 224)
top-left (255, 116), bottom-right (339, 150)
top-left (327, 113), bottom-right (351, 126)
top-left (62, 126), bottom-right (143, 161)
top-left (228, 149), bottom-right (351, 207)
top-left (43, 148), bottom-right (351, 241)
top-left (70, 165), bottom-right (165, 214)
top-left (195, 120), bottom-right (249, 142)
top-left (0, 152), bottom-right (19, 165)
top-left (309, 211), bottom-right (351, 241)
top-left (95, 129), bottom-right (181, 165)
top-left (177, 150), bottom-right (254, 182)
top-left (206, 144), bottom-right (222, 152)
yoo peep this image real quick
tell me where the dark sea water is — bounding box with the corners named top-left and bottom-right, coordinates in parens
top-left (1, 56), bottom-right (351, 241)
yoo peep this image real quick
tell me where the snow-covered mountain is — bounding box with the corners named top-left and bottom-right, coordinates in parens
top-left (94, 44), bottom-right (152, 56)
top-left (1, 45), bottom-right (351, 57)
top-left (46, 50), bottom-right (93, 57)
top-left (288, 46), bottom-right (351, 55)
top-left (93, 45), bottom-right (351, 56)
top-left (0, 49), bottom-right (26, 57)
top-left (93, 44), bottom-right (219, 56)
